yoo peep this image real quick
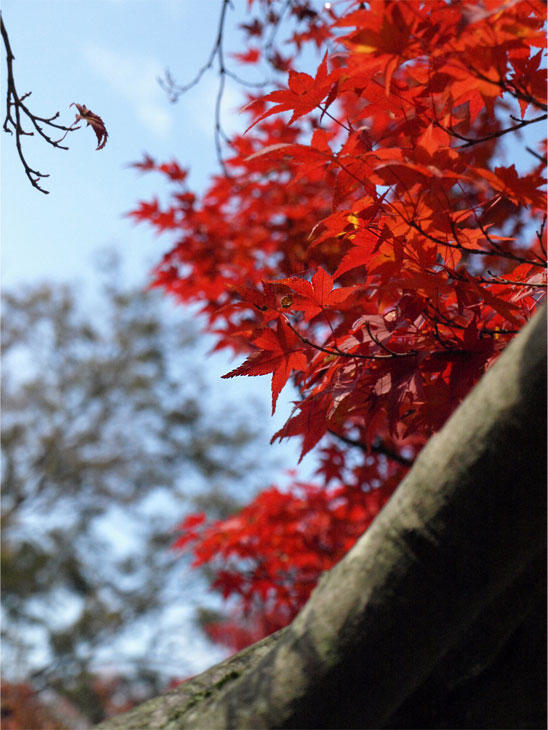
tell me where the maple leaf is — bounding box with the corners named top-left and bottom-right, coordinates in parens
top-left (222, 318), bottom-right (307, 413)
top-left (130, 153), bottom-right (156, 172)
top-left (240, 18), bottom-right (263, 38)
top-left (245, 52), bottom-right (338, 130)
top-left (158, 160), bottom-right (188, 182)
top-left (276, 267), bottom-right (356, 321)
top-left (231, 48), bottom-right (261, 64)
top-left (71, 103), bottom-right (108, 150)
top-left (333, 229), bottom-right (382, 279)
top-left (478, 164), bottom-right (546, 210)
top-left (272, 392), bottom-right (333, 460)
top-left (171, 512), bottom-right (207, 550)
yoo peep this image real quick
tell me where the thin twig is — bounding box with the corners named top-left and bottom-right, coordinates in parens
top-left (364, 322), bottom-right (406, 356)
top-left (481, 270), bottom-right (547, 288)
top-left (1, 12), bottom-right (79, 193)
top-left (158, 0), bottom-right (264, 178)
top-left (283, 315), bottom-right (419, 361)
top-left (466, 61), bottom-right (547, 112)
top-left (435, 113), bottom-right (547, 148)
top-left (536, 215), bottom-right (547, 258)
top-left (406, 217), bottom-right (546, 268)
top-left (264, 0), bottom-right (292, 55)
top-left (327, 429), bottom-right (414, 467)
top-left (525, 145), bottom-right (547, 165)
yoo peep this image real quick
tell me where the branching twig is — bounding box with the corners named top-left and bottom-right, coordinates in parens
top-left (406, 216), bottom-right (546, 268)
top-left (481, 270), bottom-right (547, 289)
top-left (264, 0), bottom-right (292, 55)
top-left (283, 314), bottom-right (419, 361)
top-left (466, 61), bottom-right (548, 112)
top-left (158, 0), bottom-right (231, 104)
top-left (435, 113), bottom-right (547, 148)
top-left (327, 429), bottom-right (414, 467)
top-left (364, 321), bottom-right (405, 356)
top-left (158, 0), bottom-right (328, 177)
top-left (1, 13), bottom-right (79, 193)
top-left (158, 0), bottom-right (243, 177)
top-left (526, 145), bottom-right (547, 165)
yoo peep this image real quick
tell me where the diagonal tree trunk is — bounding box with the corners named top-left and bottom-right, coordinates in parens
top-left (97, 305), bottom-right (546, 730)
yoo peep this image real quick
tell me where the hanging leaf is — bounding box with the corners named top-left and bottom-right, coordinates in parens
top-left (71, 103), bottom-right (108, 150)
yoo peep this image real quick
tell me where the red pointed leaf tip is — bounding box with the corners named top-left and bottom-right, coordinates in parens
top-left (223, 318), bottom-right (307, 414)
top-left (171, 512), bottom-right (207, 551)
top-left (71, 103), bottom-right (108, 150)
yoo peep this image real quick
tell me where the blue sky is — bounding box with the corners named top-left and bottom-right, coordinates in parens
top-left (1, 0), bottom-right (320, 448)
top-left (0, 0), bottom-right (329, 435)
top-left (1, 0), bottom-right (321, 678)
top-left (1, 0), bottom-right (329, 457)
top-left (1, 0), bottom-right (248, 287)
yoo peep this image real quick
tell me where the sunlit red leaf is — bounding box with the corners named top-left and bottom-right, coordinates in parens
top-left (222, 318), bottom-right (307, 413)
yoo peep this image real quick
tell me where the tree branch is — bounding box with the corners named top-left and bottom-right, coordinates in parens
top-left (158, 0), bottom-right (238, 177)
top-left (96, 305), bottom-right (546, 729)
top-left (327, 428), bottom-right (414, 467)
top-left (1, 12), bottom-right (79, 193)
top-left (435, 113), bottom-right (547, 148)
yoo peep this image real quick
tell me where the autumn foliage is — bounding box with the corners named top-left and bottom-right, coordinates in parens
top-left (130, 0), bottom-right (547, 651)
top-left (1, 681), bottom-right (68, 730)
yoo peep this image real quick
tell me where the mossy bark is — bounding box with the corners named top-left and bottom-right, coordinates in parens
top-left (96, 306), bottom-right (546, 730)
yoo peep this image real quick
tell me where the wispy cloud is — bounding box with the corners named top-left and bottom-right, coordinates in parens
top-left (186, 74), bottom-right (245, 138)
top-left (83, 43), bottom-right (173, 138)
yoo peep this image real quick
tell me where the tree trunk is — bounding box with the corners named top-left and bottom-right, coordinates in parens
top-left (96, 306), bottom-right (546, 730)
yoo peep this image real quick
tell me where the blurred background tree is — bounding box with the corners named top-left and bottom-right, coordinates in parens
top-left (1, 252), bottom-right (274, 726)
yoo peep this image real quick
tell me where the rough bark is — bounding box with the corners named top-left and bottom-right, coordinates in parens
top-left (96, 306), bottom-right (546, 730)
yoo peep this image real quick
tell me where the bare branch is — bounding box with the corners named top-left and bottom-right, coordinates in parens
top-left (526, 145), bottom-right (547, 164)
top-left (1, 12), bottom-right (79, 193)
top-left (158, 0), bottom-right (239, 176)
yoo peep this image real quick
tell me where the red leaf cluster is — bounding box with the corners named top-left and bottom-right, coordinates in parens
top-left (172, 463), bottom-right (400, 649)
top-left (131, 0), bottom-right (546, 650)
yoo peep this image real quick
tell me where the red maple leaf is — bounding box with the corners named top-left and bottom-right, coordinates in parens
top-left (277, 267), bottom-right (356, 321)
top-left (223, 317), bottom-right (307, 413)
top-left (232, 48), bottom-right (261, 64)
top-left (246, 52), bottom-right (338, 129)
